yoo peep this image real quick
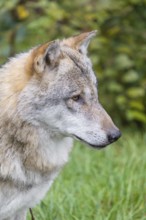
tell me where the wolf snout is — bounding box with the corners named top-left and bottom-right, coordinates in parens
top-left (107, 129), bottom-right (121, 144)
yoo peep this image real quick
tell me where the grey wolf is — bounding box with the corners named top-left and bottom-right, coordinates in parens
top-left (0, 31), bottom-right (121, 220)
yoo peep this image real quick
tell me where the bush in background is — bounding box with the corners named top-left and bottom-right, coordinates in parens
top-left (0, 0), bottom-right (145, 127)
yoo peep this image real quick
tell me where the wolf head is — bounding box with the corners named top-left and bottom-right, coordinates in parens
top-left (18, 31), bottom-right (121, 149)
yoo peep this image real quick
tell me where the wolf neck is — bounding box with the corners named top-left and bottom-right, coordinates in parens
top-left (0, 115), bottom-right (73, 185)
top-left (24, 126), bottom-right (73, 174)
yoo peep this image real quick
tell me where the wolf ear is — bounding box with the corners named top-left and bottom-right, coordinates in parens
top-left (34, 40), bottom-right (61, 74)
top-left (63, 30), bottom-right (97, 54)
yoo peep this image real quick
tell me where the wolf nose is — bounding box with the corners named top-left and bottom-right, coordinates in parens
top-left (107, 130), bottom-right (121, 143)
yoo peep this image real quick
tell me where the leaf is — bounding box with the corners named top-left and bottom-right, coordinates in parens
top-left (129, 101), bottom-right (145, 111)
top-left (116, 95), bottom-right (127, 105)
top-left (122, 70), bottom-right (139, 83)
top-left (115, 54), bottom-right (134, 70)
top-left (104, 69), bottom-right (117, 77)
top-left (107, 81), bottom-right (123, 92)
top-left (126, 110), bottom-right (146, 123)
top-left (127, 87), bottom-right (145, 98)
top-left (16, 5), bottom-right (29, 20)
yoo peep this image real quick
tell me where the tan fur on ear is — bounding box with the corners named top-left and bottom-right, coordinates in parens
top-left (9, 43), bottom-right (51, 93)
top-left (32, 40), bottom-right (62, 74)
top-left (62, 30), bottom-right (97, 51)
top-left (32, 42), bottom-right (51, 75)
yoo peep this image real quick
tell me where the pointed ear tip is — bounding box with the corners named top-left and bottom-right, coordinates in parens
top-left (91, 30), bottom-right (98, 33)
top-left (47, 40), bottom-right (60, 52)
top-left (89, 30), bottom-right (98, 36)
top-left (80, 30), bottom-right (98, 39)
top-left (52, 39), bottom-right (60, 46)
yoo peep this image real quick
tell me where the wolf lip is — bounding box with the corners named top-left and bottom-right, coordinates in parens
top-left (74, 135), bottom-right (107, 149)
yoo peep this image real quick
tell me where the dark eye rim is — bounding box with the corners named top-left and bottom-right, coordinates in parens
top-left (71, 95), bottom-right (80, 101)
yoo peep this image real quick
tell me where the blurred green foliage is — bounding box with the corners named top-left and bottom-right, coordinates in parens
top-left (0, 0), bottom-right (146, 127)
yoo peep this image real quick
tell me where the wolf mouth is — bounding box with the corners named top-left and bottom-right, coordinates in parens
top-left (74, 135), bottom-right (107, 149)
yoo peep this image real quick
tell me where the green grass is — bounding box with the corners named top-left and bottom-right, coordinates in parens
top-left (27, 131), bottom-right (146, 220)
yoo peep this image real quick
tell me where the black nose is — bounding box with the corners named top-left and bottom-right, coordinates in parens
top-left (107, 130), bottom-right (121, 143)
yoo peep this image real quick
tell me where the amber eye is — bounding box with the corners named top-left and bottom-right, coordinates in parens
top-left (71, 95), bottom-right (80, 101)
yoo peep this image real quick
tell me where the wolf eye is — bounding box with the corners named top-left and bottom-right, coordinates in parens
top-left (71, 95), bottom-right (80, 101)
